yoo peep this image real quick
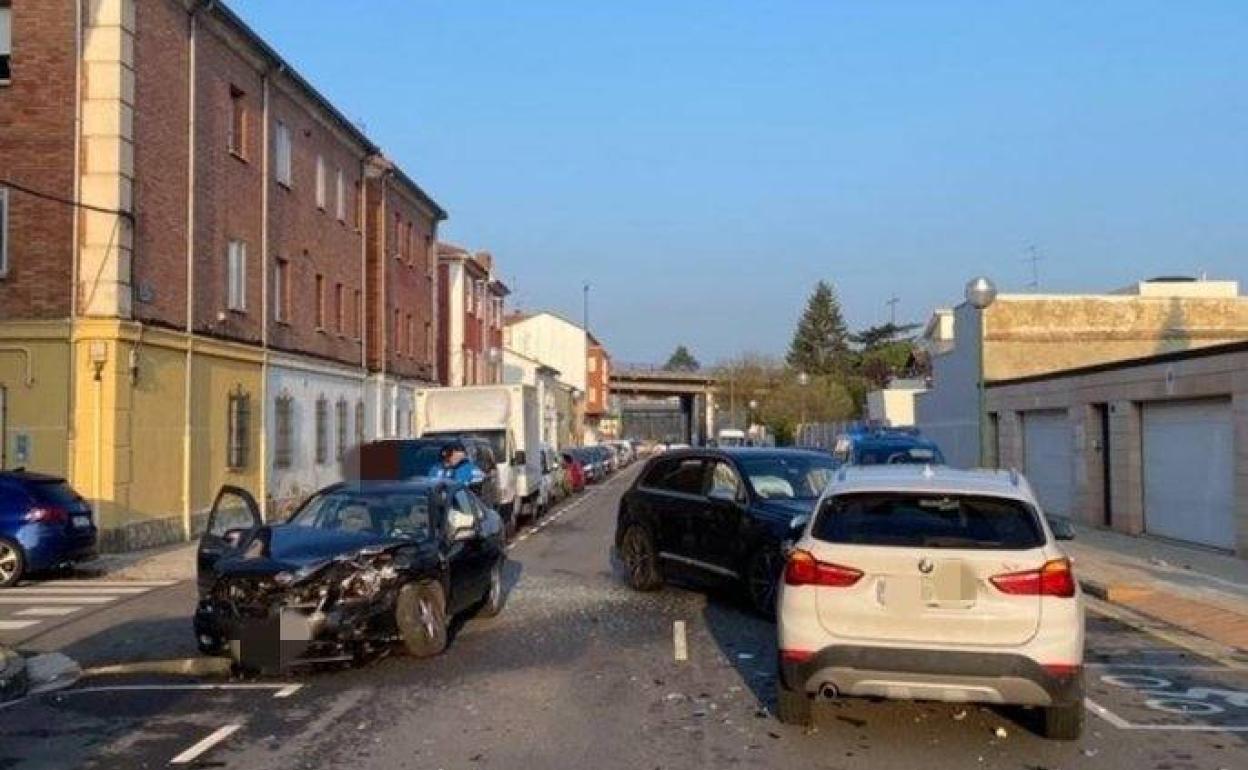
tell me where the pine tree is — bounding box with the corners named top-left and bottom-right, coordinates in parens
top-left (787, 281), bottom-right (850, 375)
top-left (663, 345), bottom-right (701, 372)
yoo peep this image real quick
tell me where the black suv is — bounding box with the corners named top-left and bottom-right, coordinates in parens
top-left (614, 448), bottom-right (837, 615)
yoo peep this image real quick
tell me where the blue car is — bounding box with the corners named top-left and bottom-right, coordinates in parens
top-left (829, 427), bottom-right (945, 467)
top-left (0, 471), bottom-right (98, 587)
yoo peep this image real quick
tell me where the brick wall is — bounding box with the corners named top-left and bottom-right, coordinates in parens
top-left (0, 0), bottom-right (76, 319)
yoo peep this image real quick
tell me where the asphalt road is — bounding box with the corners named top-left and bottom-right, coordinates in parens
top-left (3, 465), bottom-right (1248, 769)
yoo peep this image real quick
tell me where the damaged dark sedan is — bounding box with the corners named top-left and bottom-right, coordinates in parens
top-left (194, 479), bottom-right (506, 673)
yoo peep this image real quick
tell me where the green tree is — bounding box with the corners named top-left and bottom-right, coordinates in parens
top-left (850, 322), bottom-right (919, 351)
top-left (663, 345), bottom-right (701, 372)
top-left (787, 281), bottom-right (851, 376)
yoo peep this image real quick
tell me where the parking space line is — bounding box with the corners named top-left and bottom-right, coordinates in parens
top-left (1085, 698), bottom-right (1132, 729)
top-left (29, 580), bottom-right (176, 588)
top-left (0, 596), bottom-right (117, 604)
top-left (169, 723), bottom-right (242, 765)
top-left (15, 607), bottom-right (81, 617)
top-left (5, 587), bottom-right (152, 595)
top-left (673, 620), bottom-right (688, 662)
top-left (273, 684), bottom-right (303, 698)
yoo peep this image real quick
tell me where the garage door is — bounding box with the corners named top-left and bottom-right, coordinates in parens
top-left (1143, 399), bottom-right (1234, 550)
top-left (1023, 410), bottom-right (1074, 517)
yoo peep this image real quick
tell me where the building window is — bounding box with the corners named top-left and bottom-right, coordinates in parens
top-left (335, 169), bottom-right (345, 221)
top-left (352, 289), bottom-right (362, 339)
top-left (274, 394), bottom-right (293, 469)
top-left (227, 388), bottom-right (251, 470)
top-left (334, 282), bottom-right (344, 334)
top-left (392, 212), bottom-right (401, 259)
top-left (274, 258), bottom-right (289, 323)
top-left (315, 155), bottom-right (326, 209)
top-left (425, 322), bottom-right (432, 359)
top-left (315, 396), bottom-right (329, 465)
top-left (227, 240), bottom-right (246, 311)
top-left (275, 121), bottom-right (292, 187)
top-left (315, 273), bottom-right (325, 329)
top-left (0, 186), bottom-right (8, 277)
top-left (355, 400), bottom-right (365, 445)
top-left (393, 307), bottom-right (402, 353)
top-left (0, 5), bottom-right (11, 84)
top-left (405, 314), bottom-right (414, 356)
top-left (464, 279), bottom-right (474, 315)
top-left (336, 398), bottom-right (348, 461)
top-left (352, 180), bottom-right (361, 230)
top-left (228, 85), bottom-right (247, 157)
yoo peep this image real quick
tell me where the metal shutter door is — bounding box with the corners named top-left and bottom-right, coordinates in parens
top-left (1143, 399), bottom-right (1234, 549)
top-left (1023, 410), bottom-right (1074, 517)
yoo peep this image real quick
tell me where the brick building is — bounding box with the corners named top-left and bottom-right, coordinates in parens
top-left (0, 0), bottom-right (445, 546)
top-left (585, 332), bottom-right (612, 439)
top-left (436, 243), bottom-right (509, 387)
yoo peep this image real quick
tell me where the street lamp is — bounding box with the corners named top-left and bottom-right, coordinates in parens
top-left (796, 371), bottom-right (810, 445)
top-left (964, 276), bottom-right (997, 467)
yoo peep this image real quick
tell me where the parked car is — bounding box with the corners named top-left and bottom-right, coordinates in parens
top-left (775, 465), bottom-right (1084, 739)
top-left (194, 480), bottom-right (506, 673)
top-left (571, 448), bottom-right (603, 484)
top-left (352, 438), bottom-right (502, 515)
top-left (613, 448), bottom-right (837, 615)
top-left (0, 470), bottom-right (98, 587)
top-left (538, 444), bottom-right (564, 511)
top-left (829, 428), bottom-right (945, 467)
top-left (562, 451), bottom-right (587, 493)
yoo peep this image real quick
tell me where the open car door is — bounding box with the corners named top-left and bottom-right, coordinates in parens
top-left (197, 485), bottom-right (262, 594)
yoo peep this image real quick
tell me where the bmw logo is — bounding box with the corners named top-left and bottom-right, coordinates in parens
top-left (918, 558), bottom-right (934, 574)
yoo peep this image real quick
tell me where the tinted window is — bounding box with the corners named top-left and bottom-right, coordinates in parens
top-left (289, 487), bottom-right (436, 541)
top-left (812, 493), bottom-right (1044, 550)
top-left (642, 457), bottom-right (706, 495)
top-left (854, 443), bottom-right (943, 466)
top-left (27, 479), bottom-right (84, 508)
top-left (738, 454), bottom-right (836, 500)
top-left (426, 430), bottom-right (506, 462)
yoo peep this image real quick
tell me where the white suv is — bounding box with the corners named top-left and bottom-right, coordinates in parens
top-left (776, 465), bottom-right (1085, 740)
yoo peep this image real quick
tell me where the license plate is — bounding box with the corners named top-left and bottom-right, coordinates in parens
top-left (72, 515), bottom-right (91, 528)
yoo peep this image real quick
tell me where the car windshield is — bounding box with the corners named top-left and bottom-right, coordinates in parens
top-left (288, 487), bottom-right (437, 541)
top-left (737, 454), bottom-right (836, 501)
top-left (813, 493), bottom-right (1044, 550)
top-left (405, 444), bottom-right (446, 476)
top-left (425, 430), bottom-right (506, 462)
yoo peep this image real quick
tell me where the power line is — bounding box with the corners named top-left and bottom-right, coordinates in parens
top-left (1, 178), bottom-right (133, 220)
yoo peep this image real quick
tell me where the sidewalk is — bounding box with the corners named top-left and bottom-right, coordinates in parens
top-left (1068, 524), bottom-right (1248, 653)
top-left (78, 541), bottom-right (197, 583)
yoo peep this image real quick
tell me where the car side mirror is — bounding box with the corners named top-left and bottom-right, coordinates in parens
top-left (449, 508), bottom-right (477, 541)
top-left (1048, 516), bottom-right (1076, 542)
top-left (513, 450), bottom-right (527, 466)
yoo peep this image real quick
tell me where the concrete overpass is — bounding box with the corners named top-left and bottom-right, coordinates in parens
top-left (609, 368), bottom-right (718, 444)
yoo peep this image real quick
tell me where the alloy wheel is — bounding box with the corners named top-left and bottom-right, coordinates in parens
top-left (0, 543), bottom-right (18, 584)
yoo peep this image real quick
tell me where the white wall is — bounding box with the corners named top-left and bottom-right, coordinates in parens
top-left (267, 357), bottom-right (368, 514)
top-left (502, 349), bottom-right (568, 449)
top-left (504, 313), bottom-right (588, 393)
top-left (867, 387), bottom-right (924, 426)
top-left (444, 262), bottom-right (467, 386)
top-left (915, 303), bottom-right (982, 468)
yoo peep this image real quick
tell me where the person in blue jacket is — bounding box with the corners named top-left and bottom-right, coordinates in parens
top-left (431, 441), bottom-right (481, 485)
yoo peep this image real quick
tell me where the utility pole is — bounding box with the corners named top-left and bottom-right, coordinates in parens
top-left (1024, 244), bottom-right (1043, 291)
top-left (886, 295), bottom-right (900, 325)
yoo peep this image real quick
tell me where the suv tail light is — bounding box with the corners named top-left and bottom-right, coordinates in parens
top-left (25, 506), bottom-right (70, 525)
top-left (784, 549), bottom-right (863, 587)
top-left (991, 558), bottom-right (1076, 598)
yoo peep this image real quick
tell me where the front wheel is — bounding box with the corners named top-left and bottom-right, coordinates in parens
top-left (478, 560), bottom-right (506, 618)
top-left (744, 545), bottom-right (784, 618)
top-left (619, 524), bottom-right (663, 591)
top-left (396, 581), bottom-right (448, 658)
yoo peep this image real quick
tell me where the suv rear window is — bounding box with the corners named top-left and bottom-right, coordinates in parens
top-left (28, 479), bottom-right (84, 508)
top-left (812, 493), bottom-right (1044, 550)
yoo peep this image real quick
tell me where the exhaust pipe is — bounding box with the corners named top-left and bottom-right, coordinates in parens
top-left (819, 683), bottom-right (839, 700)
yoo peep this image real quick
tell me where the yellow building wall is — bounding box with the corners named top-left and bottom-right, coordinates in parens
top-left (189, 340), bottom-right (264, 529)
top-left (0, 322), bottom-right (72, 477)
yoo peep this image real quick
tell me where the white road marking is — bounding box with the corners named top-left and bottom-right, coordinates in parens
top-left (273, 684), bottom-right (303, 698)
top-left (15, 607), bottom-right (81, 617)
top-left (5, 587), bottom-right (151, 595)
top-left (28, 580), bottom-right (175, 587)
top-left (0, 620), bottom-right (40, 630)
top-left (169, 723), bottom-right (243, 765)
top-left (0, 596), bottom-right (117, 604)
top-left (1085, 698), bottom-right (1132, 729)
top-left (673, 620), bottom-right (688, 662)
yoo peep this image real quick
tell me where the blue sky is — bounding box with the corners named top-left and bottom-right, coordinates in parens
top-left (232, 0), bottom-right (1248, 364)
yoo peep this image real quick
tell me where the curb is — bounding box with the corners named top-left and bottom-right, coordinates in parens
top-left (1078, 577), bottom-right (1154, 603)
top-left (82, 656), bottom-right (233, 678)
top-left (0, 646), bottom-right (29, 704)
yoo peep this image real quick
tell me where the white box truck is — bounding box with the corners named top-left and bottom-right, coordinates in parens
top-left (414, 384), bottom-right (543, 526)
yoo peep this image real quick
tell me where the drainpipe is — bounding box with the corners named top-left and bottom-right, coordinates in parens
top-left (67, 0), bottom-right (84, 481)
top-left (359, 158), bottom-right (368, 434)
top-left (258, 69), bottom-right (271, 520)
top-left (378, 171), bottom-right (389, 436)
top-left (181, 4), bottom-right (202, 541)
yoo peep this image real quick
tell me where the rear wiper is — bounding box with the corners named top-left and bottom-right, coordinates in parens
top-left (921, 536), bottom-right (993, 548)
